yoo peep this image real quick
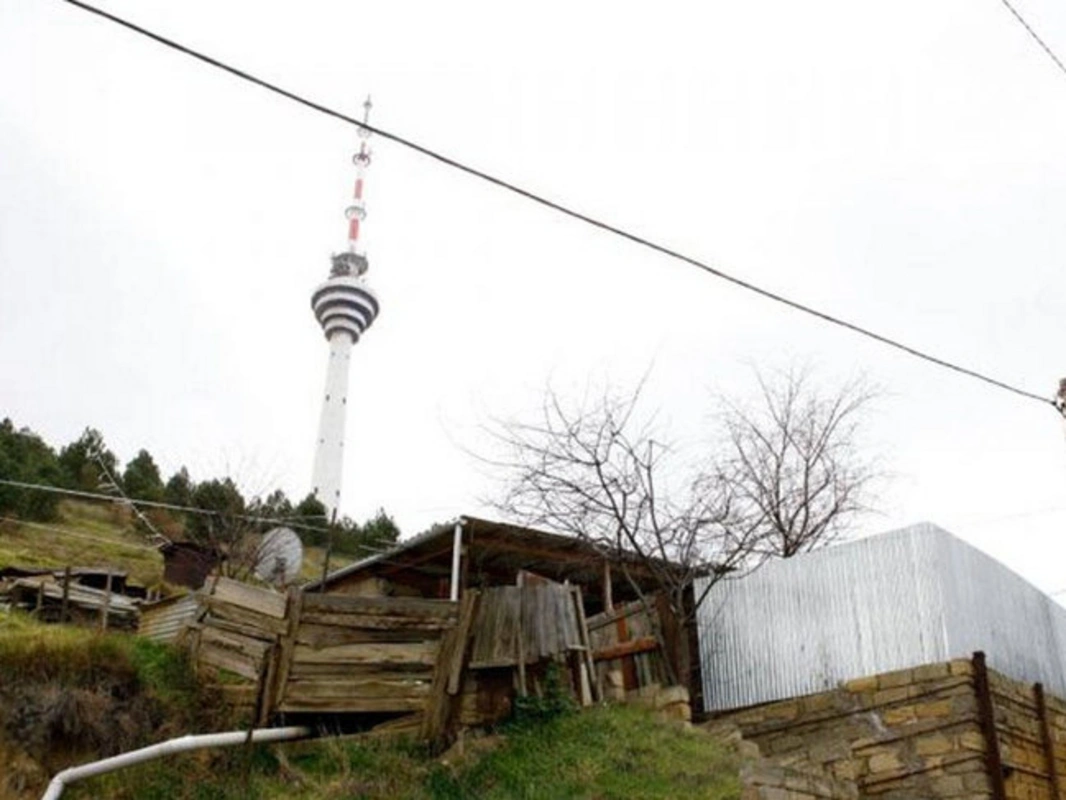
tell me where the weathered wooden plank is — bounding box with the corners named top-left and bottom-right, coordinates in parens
top-left (299, 610), bottom-right (455, 631)
top-left (447, 590), bottom-right (481, 695)
top-left (203, 612), bottom-right (282, 643)
top-left (292, 640), bottom-right (440, 667)
top-left (593, 636), bottom-right (659, 662)
top-left (421, 589), bottom-right (479, 748)
top-left (296, 623), bottom-right (438, 649)
top-left (271, 587), bottom-right (303, 711)
top-left (585, 600), bottom-right (645, 632)
top-left (284, 679), bottom-right (432, 701)
top-left (198, 643), bottom-right (260, 681)
top-left (211, 577), bottom-right (288, 619)
top-left (206, 597), bottom-right (289, 637)
top-left (199, 625), bottom-right (272, 660)
top-left (280, 696), bottom-right (427, 713)
top-left (288, 662), bottom-right (434, 680)
top-left (301, 593), bottom-right (458, 619)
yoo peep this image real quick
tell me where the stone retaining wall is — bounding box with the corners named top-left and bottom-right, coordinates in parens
top-left (712, 655), bottom-right (1066, 799)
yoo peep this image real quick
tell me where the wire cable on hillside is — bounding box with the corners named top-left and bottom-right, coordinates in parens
top-left (58, 0), bottom-right (1057, 410)
top-left (0, 516), bottom-right (158, 551)
top-left (998, 0), bottom-right (1066, 79)
top-left (0, 477), bottom-right (394, 552)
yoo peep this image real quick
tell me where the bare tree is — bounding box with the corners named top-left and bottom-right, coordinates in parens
top-left (489, 369), bottom-right (880, 684)
top-left (713, 368), bottom-right (879, 558)
top-left (490, 385), bottom-right (763, 633)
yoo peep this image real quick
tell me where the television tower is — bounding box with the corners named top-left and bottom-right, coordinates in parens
top-left (309, 97), bottom-right (380, 518)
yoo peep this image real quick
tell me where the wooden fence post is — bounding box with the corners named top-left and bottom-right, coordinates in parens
top-left (571, 586), bottom-right (599, 703)
top-left (268, 587), bottom-right (304, 719)
top-left (99, 569), bottom-right (113, 631)
top-left (973, 651), bottom-right (1007, 800)
top-left (60, 566), bottom-right (71, 623)
top-left (422, 591), bottom-right (478, 749)
top-left (1036, 682), bottom-right (1062, 800)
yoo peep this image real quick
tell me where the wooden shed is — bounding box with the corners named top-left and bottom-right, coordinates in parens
top-left (309, 516), bottom-right (662, 611)
top-left (307, 516), bottom-right (701, 708)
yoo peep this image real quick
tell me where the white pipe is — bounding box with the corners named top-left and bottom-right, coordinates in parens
top-left (41, 726), bottom-right (311, 800)
top-left (449, 520), bottom-right (463, 602)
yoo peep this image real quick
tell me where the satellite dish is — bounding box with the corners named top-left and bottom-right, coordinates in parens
top-left (254, 527), bottom-right (304, 586)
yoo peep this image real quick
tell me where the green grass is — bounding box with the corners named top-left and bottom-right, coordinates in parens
top-left (62, 706), bottom-right (740, 800)
top-left (430, 705), bottom-right (741, 800)
top-left (0, 616), bottom-right (739, 800)
top-left (0, 499), bottom-right (164, 586)
top-left (0, 499), bottom-right (352, 590)
top-left (0, 611), bottom-right (234, 799)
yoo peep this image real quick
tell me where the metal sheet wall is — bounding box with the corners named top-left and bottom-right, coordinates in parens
top-left (696, 523), bottom-right (1066, 712)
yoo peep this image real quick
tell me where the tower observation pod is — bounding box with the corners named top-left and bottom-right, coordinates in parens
top-left (310, 97), bottom-right (380, 519)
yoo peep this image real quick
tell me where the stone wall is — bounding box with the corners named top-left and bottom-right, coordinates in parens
top-left (712, 655), bottom-right (1066, 799)
top-left (710, 658), bottom-right (989, 798)
top-left (985, 668), bottom-right (1066, 800)
top-left (739, 761), bottom-right (859, 799)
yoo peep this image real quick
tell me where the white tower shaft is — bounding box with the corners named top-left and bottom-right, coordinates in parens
top-left (309, 97), bottom-right (379, 519)
top-left (310, 332), bottom-right (354, 518)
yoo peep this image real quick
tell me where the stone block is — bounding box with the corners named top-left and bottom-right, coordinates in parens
top-left (655, 685), bottom-right (690, 709)
top-left (930, 775), bottom-right (965, 794)
top-left (868, 751), bottom-right (903, 773)
top-left (882, 705), bottom-right (917, 726)
top-left (843, 675), bottom-right (878, 694)
top-left (915, 699), bottom-right (955, 719)
top-left (913, 663), bottom-right (951, 682)
top-left (949, 660), bottom-right (974, 677)
top-left (873, 687), bottom-right (910, 707)
top-left (877, 669), bottom-right (915, 689)
top-left (915, 733), bottom-right (954, 756)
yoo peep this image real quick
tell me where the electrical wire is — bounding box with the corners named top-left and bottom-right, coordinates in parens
top-left (57, 0), bottom-right (1057, 410)
top-left (998, 0), bottom-right (1066, 79)
top-left (0, 477), bottom-right (394, 552)
top-left (0, 515), bottom-right (158, 551)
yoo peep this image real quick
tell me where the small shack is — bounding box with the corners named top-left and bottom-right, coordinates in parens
top-left (308, 516), bottom-right (701, 709)
top-left (161, 540), bottom-right (223, 589)
top-left (145, 517), bottom-right (698, 745)
top-left (1, 566), bottom-right (139, 629)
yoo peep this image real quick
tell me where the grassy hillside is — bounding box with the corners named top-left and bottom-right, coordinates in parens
top-left (72, 702), bottom-right (741, 800)
top-left (0, 499), bottom-right (349, 590)
top-left (0, 500), bottom-right (163, 586)
top-left (0, 611), bottom-right (226, 800)
top-left (1, 610), bottom-right (741, 800)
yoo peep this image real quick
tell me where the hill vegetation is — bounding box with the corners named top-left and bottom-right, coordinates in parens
top-left (0, 417), bottom-right (401, 588)
top-left (0, 612), bottom-right (740, 800)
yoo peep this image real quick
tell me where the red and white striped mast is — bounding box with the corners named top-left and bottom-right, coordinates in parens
top-left (309, 96), bottom-right (381, 519)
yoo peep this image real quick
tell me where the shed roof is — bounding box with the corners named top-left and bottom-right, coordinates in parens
top-left (305, 515), bottom-right (680, 592)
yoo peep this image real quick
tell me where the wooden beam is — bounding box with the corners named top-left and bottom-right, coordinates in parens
top-left (99, 569), bottom-right (112, 631)
top-left (593, 636), bottom-right (659, 662)
top-left (421, 589), bottom-right (479, 748)
top-left (602, 561), bottom-right (614, 613)
top-left (973, 651), bottom-right (1007, 800)
top-left (60, 566), bottom-right (71, 623)
top-left (1035, 682), bottom-right (1062, 800)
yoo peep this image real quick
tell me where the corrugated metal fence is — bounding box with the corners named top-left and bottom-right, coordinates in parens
top-left (696, 523), bottom-right (1066, 712)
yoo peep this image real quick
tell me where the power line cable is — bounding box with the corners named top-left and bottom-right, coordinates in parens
top-left (0, 477), bottom-right (398, 551)
top-left (58, 0), bottom-right (1057, 411)
top-left (0, 516), bottom-right (159, 551)
top-left (998, 0), bottom-right (1066, 78)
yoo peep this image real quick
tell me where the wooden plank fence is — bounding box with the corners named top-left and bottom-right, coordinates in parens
top-left (185, 577), bottom-right (458, 726)
top-left (177, 577), bottom-right (675, 744)
top-left (586, 598), bottom-right (668, 696)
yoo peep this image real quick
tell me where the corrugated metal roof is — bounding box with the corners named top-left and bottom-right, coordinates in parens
top-left (696, 523), bottom-right (1066, 712)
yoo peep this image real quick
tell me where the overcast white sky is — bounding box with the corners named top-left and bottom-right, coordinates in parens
top-left (2, 1), bottom-right (1064, 591)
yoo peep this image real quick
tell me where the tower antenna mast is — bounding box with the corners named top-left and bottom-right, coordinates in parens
top-left (309, 95), bottom-right (381, 518)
